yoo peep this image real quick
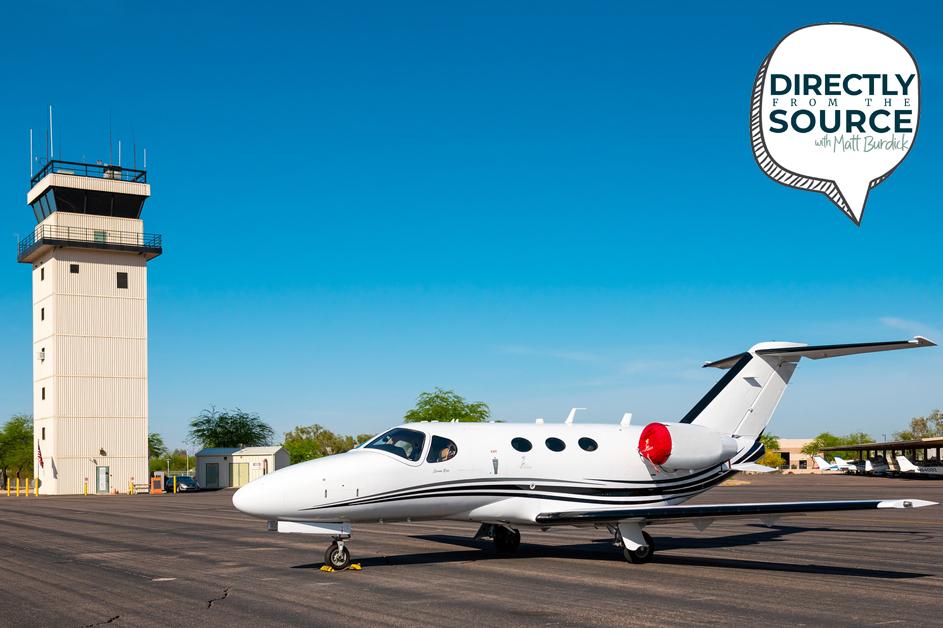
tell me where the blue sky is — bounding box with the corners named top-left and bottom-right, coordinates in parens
top-left (0, 1), bottom-right (940, 449)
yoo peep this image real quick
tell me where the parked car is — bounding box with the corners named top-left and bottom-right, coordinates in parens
top-left (165, 475), bottom-right (200, 492)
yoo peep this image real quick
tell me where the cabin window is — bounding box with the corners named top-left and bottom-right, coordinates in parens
top-left (427, 436), bottom-right (458, 463)
top-left (117, 272), bottom-right (128, 289)
top-left (545, 437), bottom-right (566, 452)
top-left (511, 437), bottom-right (532, 452)
top-left (365, 428), bottom-right (425, 462)
top-left (70, 264), bottom-right (79, 274)
top-left (578, 437), bottom-right (598, 452)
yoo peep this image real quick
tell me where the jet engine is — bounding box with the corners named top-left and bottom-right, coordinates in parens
top-left (638, 422), bottom-right (738, 472)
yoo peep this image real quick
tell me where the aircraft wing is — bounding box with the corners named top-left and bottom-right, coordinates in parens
top-left (534, 499), bottom-right (937, 526)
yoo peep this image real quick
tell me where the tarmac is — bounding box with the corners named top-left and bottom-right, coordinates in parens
top-left (0, 474), bottom-right (941, 627)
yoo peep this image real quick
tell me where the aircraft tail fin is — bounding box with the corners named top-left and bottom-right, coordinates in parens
top-left (897, 456), bottom-right (918, 472)
top-left (813, 456), bottom-right (833, 470)
top-left (681, 337), bottom-right (934, 443)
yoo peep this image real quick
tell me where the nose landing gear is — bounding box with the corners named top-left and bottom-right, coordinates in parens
top-left (324, 538), bottom-right (352, 571)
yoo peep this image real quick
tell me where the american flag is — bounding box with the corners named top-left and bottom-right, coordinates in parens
top-left (37, 441), bottom-right (44, 469)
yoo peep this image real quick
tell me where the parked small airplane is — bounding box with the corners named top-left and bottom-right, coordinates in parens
top-left (897, 456), bottom-right (943, 478)
top-left (234, 337), bottom-right (938, 569)
top-left (813, 456), bottom-right (849, 472)
top-left (864, 457), bottom-right (892, 476)
top-left (833, 456), bottom-right (853, 471)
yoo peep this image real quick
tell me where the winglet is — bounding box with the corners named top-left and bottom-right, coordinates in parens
top-left (877, 499), bottom-right (938, 509)
top-left (620, 412), bottom-right (632, 427)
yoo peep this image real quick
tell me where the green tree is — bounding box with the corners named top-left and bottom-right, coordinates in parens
top-left (404, 388), bottom-right (490, 423)
top-left (148, 433), bottom-right (168, 459)
top-left (283, 424), bottom-right (370, 464)
top-left (149, 448), bottom-right (192, 475)
top-left (0, 414), bottom-right (34, 482)
top-left (757, 434), bottom-right (784, 468)
top-left (802, 432), bottom-right (843, 456)
top-left (802, 431), bottom-right (874, 459)
top-left (188, 406), bottom-right (274, 448)
top-left (896, 409), bottom-right (943, 440)
top-left (760, 433), bottom-right (780, 452)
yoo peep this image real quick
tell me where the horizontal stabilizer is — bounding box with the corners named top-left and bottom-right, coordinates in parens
top-left (730, 463), bottom-right (775, 473)
top-left (705, 337), bottom-right (935, 369)
top-left (535, 498), bottom-right (937, 526)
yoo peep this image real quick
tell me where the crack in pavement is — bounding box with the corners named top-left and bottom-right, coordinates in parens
top-left (207, 587), bottom-right (231, 609)
top-left (82, 616), bottom-right (120, 627)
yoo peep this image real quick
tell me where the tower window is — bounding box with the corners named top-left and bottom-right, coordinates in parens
top-left (42, 427), bottom-right (46, 440)
top-left (40, 267), bottom-right (45, 280)
top-left (116, 272), bottom-right (128, 289)
top-left (40, 307), bottom-right (45, 321)
top-left (70, 264), bottom-right (79, 274)
top-left (41, 387), bottom-right (46, 400)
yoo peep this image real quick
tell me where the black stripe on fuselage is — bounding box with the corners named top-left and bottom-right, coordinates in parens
top-left (301, 469), bottom-right (734, 511)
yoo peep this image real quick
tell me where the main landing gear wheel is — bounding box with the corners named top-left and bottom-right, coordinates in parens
top-left (623, 531), bottom-right (655, 564)
top-left (494, 526), bottom-right (521, 553)
top-left (324, 542), bottom-right (352, 570)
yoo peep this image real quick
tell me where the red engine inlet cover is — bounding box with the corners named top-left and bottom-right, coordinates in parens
top-left (639, 422), bottom-right (672, 465)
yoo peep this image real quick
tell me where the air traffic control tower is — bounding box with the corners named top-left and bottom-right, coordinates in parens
top-left (18, 161), bottom-right (161, 494)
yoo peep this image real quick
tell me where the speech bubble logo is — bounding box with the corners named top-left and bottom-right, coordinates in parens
top-left (750, 24), bottom-right (920, 225)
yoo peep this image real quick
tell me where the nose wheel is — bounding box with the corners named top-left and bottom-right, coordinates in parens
top-left (324, 539), bottom-right (352, 571)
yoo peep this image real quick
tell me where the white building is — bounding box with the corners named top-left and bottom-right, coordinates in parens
top-left (195, 446), bottom-right (290, 489)
top-left (19, 161), bottom-right (161, 495)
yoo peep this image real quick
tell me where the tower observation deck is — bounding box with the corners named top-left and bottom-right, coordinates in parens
top-left (18, 160), bottom-right (162, 264)
top-left (19, 159), bottom-right (162, 495)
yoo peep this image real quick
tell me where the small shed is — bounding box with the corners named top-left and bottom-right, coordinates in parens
top-left (232, 447), bottom-right (291, 485)
top-left (195, 446), bottom-right (291, 489)
top-left (195, 448), bottom-right (240, 489)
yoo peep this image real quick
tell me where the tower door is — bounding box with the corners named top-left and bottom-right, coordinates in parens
top-left (95, 466), bottom-right (109, 494)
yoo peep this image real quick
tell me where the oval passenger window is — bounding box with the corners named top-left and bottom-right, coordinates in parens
top-left (578, 437), bottom-right (598, 452)
top-left (511, 437), bottom-right (532, 452)
top-left (545, 437), bottom-right (566, 452)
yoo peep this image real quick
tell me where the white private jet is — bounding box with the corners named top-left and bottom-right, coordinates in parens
top-left (234, 337), bottom-right (938, 569)
top-left (897, 456), bottom-right (943, 478)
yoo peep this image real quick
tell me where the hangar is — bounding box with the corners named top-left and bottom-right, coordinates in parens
top-left (821, 436), bottom-right (943, 468)
top-left (195, 446), bottom-right (290, 489)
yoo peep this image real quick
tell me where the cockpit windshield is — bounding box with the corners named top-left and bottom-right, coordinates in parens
top-left (365, 428), bottom-right (426, 462)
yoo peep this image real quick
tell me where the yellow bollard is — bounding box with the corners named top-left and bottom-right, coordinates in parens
top-left (5, 478), bottom-right (9, 496)
top-left (34, 478), bottom-right (39, 496)
top-left (83, 480), bottom-right (88, 496)
top-left (26, 477), bottom-right (30, 497)
top-left (16, 477), bottom-right (21, 497)
top-left (173, 476), bottom-right (177, 494)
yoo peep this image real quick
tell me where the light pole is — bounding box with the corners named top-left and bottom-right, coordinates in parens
top-left (186, 449), bottom-right (191, 476)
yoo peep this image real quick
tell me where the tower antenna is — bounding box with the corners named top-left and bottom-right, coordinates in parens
top-left (143, 148), bottom-right (147, 170)
top-left (49, 106), bottom-right (54, 160)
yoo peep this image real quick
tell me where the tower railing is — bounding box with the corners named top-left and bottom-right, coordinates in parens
top-left (17, 225), bottom-right (162, 259)
top-left (30, 160), bottom-right (147, 187)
